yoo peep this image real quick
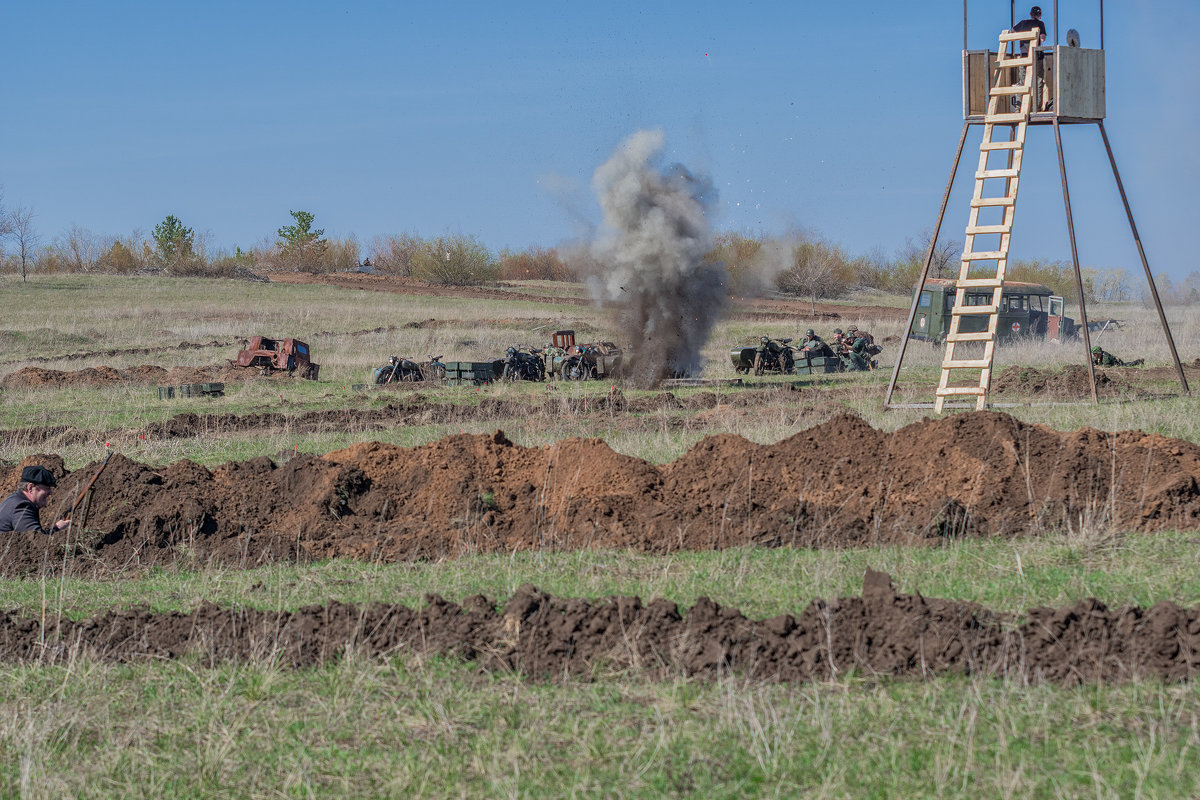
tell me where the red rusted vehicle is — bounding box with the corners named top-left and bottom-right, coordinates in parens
top-left (229, 336), bottom-right (320, 379)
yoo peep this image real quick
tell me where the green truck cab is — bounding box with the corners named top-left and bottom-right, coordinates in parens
top-left (909, 279), bottom-right (1077, 343)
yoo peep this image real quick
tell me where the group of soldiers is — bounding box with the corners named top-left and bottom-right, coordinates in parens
top-left (797, 325), bottom-right (880, 371)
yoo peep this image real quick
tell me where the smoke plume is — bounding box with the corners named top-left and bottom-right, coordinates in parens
top-left (587, 130), bottom-right (728, 387)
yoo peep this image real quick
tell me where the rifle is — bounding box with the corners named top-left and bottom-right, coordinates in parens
top-left (65, 452), bottom-right (112, 528)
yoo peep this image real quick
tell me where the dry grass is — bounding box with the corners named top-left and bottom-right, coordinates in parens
top-left (3, 273), bottom-right (1200, 795)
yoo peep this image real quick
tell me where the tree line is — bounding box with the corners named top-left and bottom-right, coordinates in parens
top-left (0, 195), bottom-right (1177, 305)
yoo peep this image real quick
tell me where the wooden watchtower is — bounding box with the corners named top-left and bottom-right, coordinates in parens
top-left (886, 0), bottom-right (1188, 411)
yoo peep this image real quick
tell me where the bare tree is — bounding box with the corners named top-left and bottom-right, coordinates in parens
top-left (369, 233), bottom-right (423, 276)
top-left (776, 238), bottom-right (848, 314)
top-left (0, 190), bottom-right (11, 273)
top-left (60, 225), bottom-right (102, 272)
top-left (9, 206), bottom-right (37, 282)
top-left (900, 228), bottom-right (961, 280)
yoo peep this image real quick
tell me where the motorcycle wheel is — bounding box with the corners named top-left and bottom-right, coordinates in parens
top-left (561, 359), bottom-right (589, 381)
top-left (753, 353), bottom-right (764, 376)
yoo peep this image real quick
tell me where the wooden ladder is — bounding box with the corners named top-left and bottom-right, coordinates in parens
top-left (934, 27), bottom-right (1041, 413)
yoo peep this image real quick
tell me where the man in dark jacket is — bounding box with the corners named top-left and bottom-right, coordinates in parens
top-left (0, 465), bottom-right (71, 534)
top-left (1012, 6), bottom-right (1049, 111)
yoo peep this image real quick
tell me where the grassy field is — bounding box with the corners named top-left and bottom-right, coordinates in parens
top-left (2, 273), bottom-right (1200, 798)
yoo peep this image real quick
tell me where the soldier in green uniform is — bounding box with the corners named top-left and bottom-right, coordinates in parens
top-left (799, 328), bottom-right (833, 359)
top-left (1091, 346), bottom-right (1143, 367)
top-left (828, 329), bottom-right (854, 370)
top-left (847, 333), bottom-right (871, 371)
top-left (848, 325), bottom-right (878, 348)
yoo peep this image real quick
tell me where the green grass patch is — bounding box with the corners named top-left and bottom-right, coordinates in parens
top-left (2, 654), bottom-right (1198, 798)
top-left (6, 531), bottom-right (1198, 620)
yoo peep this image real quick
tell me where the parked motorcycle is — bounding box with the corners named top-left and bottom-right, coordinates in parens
top-left (495, 346), bottom-right (546, 382)
top-left (373, 355), bottom-right (446, 383)
top-left (558, 341), bottom-right (624, 381)
top-left (750, 336), bottom-right (796, 375)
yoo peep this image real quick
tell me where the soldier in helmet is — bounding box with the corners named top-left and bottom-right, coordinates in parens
top-left (828, 328), bottom-right (855, 371)
top-left (847, 333), bottom-right (873, 371)
top-left (799, 328), bottom-right (833, 360)
top-left (846, 325), bottom-right (875, 346)
top-left (1091, 346), bottom-right (1143, 367)
top-left (830, 328), bottom-right (846, 352)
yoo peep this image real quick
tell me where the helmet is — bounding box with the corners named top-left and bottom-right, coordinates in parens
top-left (760, 336), bottom-right (769, 342)
top-left (805, 329), bottom-right (815, 336)
top-left (1091, 346), bottom-right (1101, 353)
top-left (1030, 6), bottom-right (1042, 17)
top-left (833, 328), bottom-right (843, 335)
top-left (847, 326), bottom-right (858, 332)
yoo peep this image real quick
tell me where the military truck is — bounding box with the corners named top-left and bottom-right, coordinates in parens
top-left (908, 279), bottom-right (1077, 343)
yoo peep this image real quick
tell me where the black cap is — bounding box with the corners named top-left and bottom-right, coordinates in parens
top-left (1031, 6), bottom-right (1041, 15)
top-left (20, 465), bottom-right (56, 487)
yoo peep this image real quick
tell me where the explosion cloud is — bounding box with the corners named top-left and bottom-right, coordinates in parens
top-left (588, 130), bottom-right (729, 386)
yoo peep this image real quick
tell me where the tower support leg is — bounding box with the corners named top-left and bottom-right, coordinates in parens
top-left (1097, 120), bottom-right (1190, 393)
top-left (886, 121), bottom-right (971, 408)
top-left (1052, 117), bottom-right (1099, 404)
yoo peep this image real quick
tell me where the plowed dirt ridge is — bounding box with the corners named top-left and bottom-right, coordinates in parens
top-left (2, 571), bottom-right (1196, 686)
top-left (4, 410), bottom-right (1200, 575)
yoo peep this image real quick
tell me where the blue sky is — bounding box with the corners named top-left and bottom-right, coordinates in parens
top-left (2, 1), bottom-right (1196, 280)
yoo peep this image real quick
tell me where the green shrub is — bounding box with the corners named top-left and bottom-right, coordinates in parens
top-left (97, 239), bottom-right (144, 274)
top-left (707, 232), bottom-right (768, 295)
top-left (411, 235), bottom-right (498, 286)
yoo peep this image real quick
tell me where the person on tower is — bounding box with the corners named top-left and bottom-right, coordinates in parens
top-left (1012, 6), bottom-right (1049, 112)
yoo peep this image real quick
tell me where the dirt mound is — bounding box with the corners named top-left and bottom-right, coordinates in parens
top-left (0, 570), bottom-right (1195, 686)
top-left (0, 340), bottom-right (233, 367)
top-left (1, 363), bottom-right (294, 389)
top-left (992, 364), bottom-right (1133, 398)
top-left (4, 411), bottom-right (1200, 575)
